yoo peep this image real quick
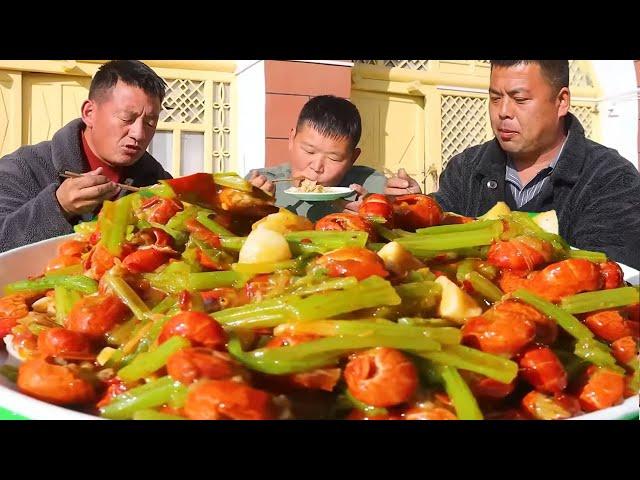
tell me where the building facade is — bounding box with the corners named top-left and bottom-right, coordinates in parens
top-left (1, 60), bottom-right (637, 191)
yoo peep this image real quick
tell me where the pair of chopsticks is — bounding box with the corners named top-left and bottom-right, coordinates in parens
top-left (270, 176), bottom-right (306, 184)
top-left (60, 171), bottom-right (140, 192)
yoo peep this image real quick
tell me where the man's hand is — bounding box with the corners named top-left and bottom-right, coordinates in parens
top-left (384, 168), bottom-right (422, 196)
top-left (248, 169), bottom-right (275, 196)
top-left (342, 183), bottom-right (368, 214)
top-left (55, 167), bottom-right (120, 218)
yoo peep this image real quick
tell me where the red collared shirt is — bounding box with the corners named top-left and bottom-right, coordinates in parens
top-left (81, 130), bottom-right (122, 183)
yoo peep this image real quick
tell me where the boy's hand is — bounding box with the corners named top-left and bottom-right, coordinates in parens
top-left (342, 183), bottom-right (368, 214)
top-left (248, 169), bottom-right (275, 196)
top-left (384, 168), bottom-right (422, 196)
top-left (56, 167), bottom-right (120, 219)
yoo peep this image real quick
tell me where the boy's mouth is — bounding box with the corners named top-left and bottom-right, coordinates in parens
top-left (300, 172), bottom-right (320, 183)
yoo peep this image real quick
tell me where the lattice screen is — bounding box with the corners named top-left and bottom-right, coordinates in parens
top-left (156, 78), bottom-right (232, 174)
top-left (441, 95), bottom-right (489, 168)
top-left (569, 61), bottom-right (594, 88)
top-left (160, 79), bottom-right (206, 124)
top-left (354, 60), bottom-right (430, 71)
top-left (571, 104), bottom-right (595, 139)
top-left (212, 82), bottom-right (232, 171)
top-left (384, 60), bottom-right (429, 70)
top-left (355, 60), bottom-right (493, 70)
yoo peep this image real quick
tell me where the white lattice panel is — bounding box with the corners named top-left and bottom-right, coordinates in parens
top-left (441, 95), bottom-right (489, 168)
top-left (160, 79), bottom-right (206, 124)
top-left (571, 104), bottom-right (595, 139)
top-left (569, 61), bottom-right (594, 88)
top-left (353, 60), bottom-right (430, 70)
top-left (383, 60), bottom-right (429, 70)
top-left (154, 77), bottom-right (233, 174)
top-left (212, 82), bottom-right (232, 171)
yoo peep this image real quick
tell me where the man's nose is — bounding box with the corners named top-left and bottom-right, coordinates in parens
top-left (498, 98), bottom-right (514, 119)
top-left (310, 156), bottom-right (324, 172)
top-left (128, 117), bottom-right (145, 142)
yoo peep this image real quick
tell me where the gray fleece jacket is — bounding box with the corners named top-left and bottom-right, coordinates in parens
top-left (0, 118), bottom-right (171, 253)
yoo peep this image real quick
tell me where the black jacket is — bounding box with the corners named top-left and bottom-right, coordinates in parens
top-left (0, 118), bottom-right (171, 253)
top-left (434, 113), bottom-right (640, 270)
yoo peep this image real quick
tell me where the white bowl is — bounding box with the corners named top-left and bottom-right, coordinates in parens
top-left (283, 186), bottom-right (354, 202)
top-left (0, 234), bottom-right (638, 420)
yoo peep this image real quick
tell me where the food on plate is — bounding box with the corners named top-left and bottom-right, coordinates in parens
top-left (0, 174), bottom-right (637, 420)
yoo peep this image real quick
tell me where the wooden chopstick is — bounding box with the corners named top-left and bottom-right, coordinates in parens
top-left (60, 170), bottom-right (140, 192)
top-left (271, 177), bottom-right (300, 184)
top-left (271, 176), bottom-right (310, 184)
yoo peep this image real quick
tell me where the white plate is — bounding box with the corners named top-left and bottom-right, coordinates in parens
top-left (0, 235), bottom-right (99, 419)
top-left (283, 186), bottom-right (354, 202)
top-left (0, 235), bottom-right (638, 420)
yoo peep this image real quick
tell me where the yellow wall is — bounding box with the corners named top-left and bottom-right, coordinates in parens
top-left (351, 60), bottom-right (602, 193)
top-left (353, 90), bottom-right (425, 186)
top-left (0, 71), bottom-right (22, 157)
top-left (0, 60), bottom-right (236, 175)
top-left (22, 73), bottom-right (91, 145)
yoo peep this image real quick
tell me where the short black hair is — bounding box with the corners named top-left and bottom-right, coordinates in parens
top-left (89, 60), bottom-right (167, 103)
top-left (490, 60), bottom-right (569, 94)
top-left (296, 95), bottom-right (362, 150)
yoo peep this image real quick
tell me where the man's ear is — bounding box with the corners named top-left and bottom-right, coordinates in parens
top-left (350, 147), bottom-right (361, 164)
top-left (81, 99), bottom-right (96, 128)
top-left (288, 128), bottom-right (296, 152)
top-left (557, 87), bottom-right (570, 118)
